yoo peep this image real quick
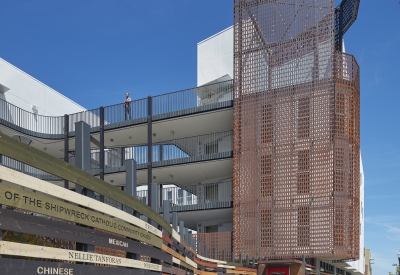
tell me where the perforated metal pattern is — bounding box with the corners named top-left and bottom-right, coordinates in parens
top-left (194, 232), bottom-right (232, 261)
top-left (233, 0), bottom-right (359, 259)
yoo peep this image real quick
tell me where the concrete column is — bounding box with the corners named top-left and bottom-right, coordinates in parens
top-left (191, 236), bottom-right (196, 250)
top-left (188, 231), bottom-right (193, 248)
top-left (172, 212), bottom-right (178, 231)
top-left (222, 250), bottom-right (226, 261)
top-left (147, 183), bottom-right (158, 228)
top-left (316, 259), bottom-right (321, 275)
top-left (179, 221), bottom-right (185, 239)
top-left (125, 159), bottom-right (137, 215)
top-left (125, 159), bottom-right (137, 197)
top-left (150, 183), bottom-right (158, 211)
top-left (74, 121), bottom-right (94, 258)
top-left (185, 227), bottom-right (189, 243)
top-left (204, 245), bottom-right (208, 258)
top-left (74, 121), bottom-right (92, 196)
top-left (163, 200), bottom-right (170, 223)
top-left (213, 248), bottom-right (217, 260)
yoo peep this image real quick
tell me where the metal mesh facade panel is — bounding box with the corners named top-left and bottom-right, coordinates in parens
top-left (233, 0), bottom-right (359, 259)
top-left (194, 232), bottom-right (232, 261)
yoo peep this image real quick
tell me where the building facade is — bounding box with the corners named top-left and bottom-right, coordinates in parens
top-left (0, 1), bottom-right (363, 275)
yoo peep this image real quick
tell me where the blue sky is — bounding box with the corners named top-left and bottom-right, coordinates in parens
top-left (1, 1), bottom-right (399, 274)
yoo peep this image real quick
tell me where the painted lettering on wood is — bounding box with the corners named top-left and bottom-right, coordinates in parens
top-left (0, 258), bottom-right (159, 275)
top-left (0, 166), bottom-right (161, 238)
top-left (0, 241), bottom-right (162, 271)
top-left (0, 208), bottom-right (171, 263)
top-left (0, 183), bottom-right (161, 248)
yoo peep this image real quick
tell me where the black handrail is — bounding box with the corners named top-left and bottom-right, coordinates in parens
top-left (0, 80), bottom-right (234, 137)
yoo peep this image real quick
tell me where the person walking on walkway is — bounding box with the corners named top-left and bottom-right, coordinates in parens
top-left (124, 92), bottom-right (132, 120)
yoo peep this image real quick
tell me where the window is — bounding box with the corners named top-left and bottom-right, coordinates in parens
top-left (297, 97), bottom-right (310, 138)
top-left (178, 189), bottom-right (184, 205)
top-left (167, 191), bottom-right (172, 202)
top-left (261, 103), bottom-right (273, 143)
top-left (261, 176), bottom-right (273, 197)
top-left (297, 206), bottom-right (310, 246)
top-left (297, 150), bottom-right (310, 194)
top-left (186, 192), bottom-right (192, 205)
top-left (261, 209), bottom-right (272, 247)
top-left (334, 205), bottom-right (345, 246)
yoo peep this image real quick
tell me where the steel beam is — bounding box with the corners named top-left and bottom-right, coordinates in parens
top-left (63, 114), bottom-right (69, 189)
top-left (99, 106), bottom-right (104, 202)
top-left (147, 96), bottom-right (152, 207)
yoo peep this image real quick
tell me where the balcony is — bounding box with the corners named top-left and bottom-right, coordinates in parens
top-left (0, 80), bottom-right (233, 139)
top-left (0, 130), bottom-right (233, 185)
top-left (334, 51), bottom-right (360, 86)
top-left (135, 180), bottom-right (233, 212)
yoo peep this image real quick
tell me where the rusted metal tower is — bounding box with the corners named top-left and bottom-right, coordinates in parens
top-left (233, 0), bottom-right (360, 259)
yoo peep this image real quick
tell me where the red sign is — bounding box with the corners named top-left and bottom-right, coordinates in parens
top-left (268, 267), bottom-right (290, 275)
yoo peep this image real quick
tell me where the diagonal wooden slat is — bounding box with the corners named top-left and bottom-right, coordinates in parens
top-left (0, 132), bottom-right (172, 234)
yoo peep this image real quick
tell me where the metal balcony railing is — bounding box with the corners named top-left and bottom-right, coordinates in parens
top-left (135, 180), bottom-right (232, 212)
top-left (0, 80), bottom-right (233, 138)
top-left (0, 156), bottom-right (60, 181)
top-left (152, 130), bottom-right (233, 167)
top-left (334, 51), bottom-right (360, 86)
top-left (96, 130), bottom-right (233, 169)
top-left (152, 80), bottom-right (233, 120)
top-left (193, 232), bottom-right (232, 261)
top-left (0, 130), bottom-right (232, 182)
top-left (0, 99), bottom-right (65, 138)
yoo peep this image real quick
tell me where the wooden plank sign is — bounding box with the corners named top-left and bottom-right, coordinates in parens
top-left (0, 208), bottom-right (171, 263)
top-left (0, 182), bottom-right (162, 248)
top-left (0, 241), bottom-right (162, 271)
top-left (0, 165), bottom-right (162, 238)
top-left (0, 258), bottom-right (160, 275)
top-left (0, 133), bottom-right (172, 233)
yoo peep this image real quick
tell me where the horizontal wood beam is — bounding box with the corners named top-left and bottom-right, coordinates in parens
top-left (0, 165), bottom-right (161, 238)
top-left (0, 241), bottom-right (162, 271)
top-left (0, 182), bottom-right (161, 248)
top-left (0, 208), bottom-right (171, 263)
top-left (0, 258), bottom-right (160, 275)
top-left (0, 132), bottom-right (171, 233)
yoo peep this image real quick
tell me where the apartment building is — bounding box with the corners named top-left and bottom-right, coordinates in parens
top-left (0, 1), bottom-right (364, 275)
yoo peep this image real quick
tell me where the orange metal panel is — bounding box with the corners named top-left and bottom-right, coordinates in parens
top-left (233, 0), bottom-right (359, 259)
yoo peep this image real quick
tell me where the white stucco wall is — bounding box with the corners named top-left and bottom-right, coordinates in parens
top-left (347, 154), bottom-right (365, 274)
top-left (197, 26), bottom-right (233, 86)
top-left (0, 58), bottom-right (86, 116)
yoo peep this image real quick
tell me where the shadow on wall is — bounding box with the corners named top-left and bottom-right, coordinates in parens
top-left (0, 93), bottom-right (15, 126)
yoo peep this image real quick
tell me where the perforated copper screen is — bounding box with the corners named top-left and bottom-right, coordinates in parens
top-left (233, 0), bottom-right (359, 259)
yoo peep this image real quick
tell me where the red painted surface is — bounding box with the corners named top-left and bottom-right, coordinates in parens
top-left (268, 267), bottom-right (290, 275)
